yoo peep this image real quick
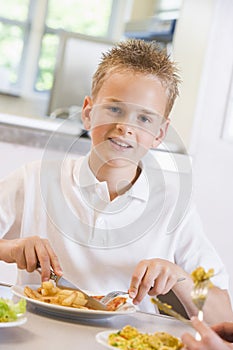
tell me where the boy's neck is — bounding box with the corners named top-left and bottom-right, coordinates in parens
top-left (88, 155), bottom-right (141, 201)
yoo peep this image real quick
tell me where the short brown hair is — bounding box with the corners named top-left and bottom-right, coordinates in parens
top-left (91, 39), bottom-right (181, 118)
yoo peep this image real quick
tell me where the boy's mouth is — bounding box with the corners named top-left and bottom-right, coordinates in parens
top-left (109, 138), bottom-right (133, 149)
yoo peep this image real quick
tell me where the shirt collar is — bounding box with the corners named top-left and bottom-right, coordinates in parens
top-left (73, 154), bottom-right (149, 202)
top-left (73, 154), bottom-right (99, 187)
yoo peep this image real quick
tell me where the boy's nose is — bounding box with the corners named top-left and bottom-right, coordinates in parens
top-left (115, 121), bottom-right (134, 135)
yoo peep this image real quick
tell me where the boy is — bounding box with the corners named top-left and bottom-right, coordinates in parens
top-left (0, 39), bottom-right (232, 323)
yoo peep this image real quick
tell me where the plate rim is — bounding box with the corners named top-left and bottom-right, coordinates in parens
top-left (0, 315), bottom-right (27, 328)
top-left (96, 329), bottom-right (182, 349)
top-left (96, 329), bottom-right (119, 349)
top-left (11, 284), bottom-right (136, 318)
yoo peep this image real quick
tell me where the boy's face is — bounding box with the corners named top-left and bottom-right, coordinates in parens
top-left (82, 72), bottom-right (169, 167)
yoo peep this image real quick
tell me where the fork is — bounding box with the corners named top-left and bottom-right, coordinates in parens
top-left (100, 277), bottom-right (186, 305)
top-left (191, 279), bottom-right (210, 340)
top-left (100, 291), bottom-right (128, 305)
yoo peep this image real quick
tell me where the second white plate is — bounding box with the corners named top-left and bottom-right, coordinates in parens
top-left (0, 316), bottom-right (27, 328)
top-left (0, 285), bottom-right (27, 328)
top-left (96, 330), bottom-right (119, 349)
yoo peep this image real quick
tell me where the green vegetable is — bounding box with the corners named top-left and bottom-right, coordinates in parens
top-left (0, 298), bottom-right (26, 322)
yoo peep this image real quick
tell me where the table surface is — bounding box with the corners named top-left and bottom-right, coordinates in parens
top-left (0, 285), bottom-right (194, 350)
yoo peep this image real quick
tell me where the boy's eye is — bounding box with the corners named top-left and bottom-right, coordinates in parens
top-left (138, 115), bottom-right (151, 123)
top-left (107, 105), bottom-right (122, 114)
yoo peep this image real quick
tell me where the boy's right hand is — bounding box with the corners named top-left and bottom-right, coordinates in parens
top-left (0, 236), bottom-right (62, 281)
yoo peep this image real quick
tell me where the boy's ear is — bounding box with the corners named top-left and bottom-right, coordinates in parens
top-left (151, 118), bottom-right (170, 149)
top-left (82, 96), bottom-right (93, 130)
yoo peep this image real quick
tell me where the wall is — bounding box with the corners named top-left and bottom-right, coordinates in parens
top-left (170, 0), bottom-right (216, 151)
top-left (129, 0), bottom-right (156, 20)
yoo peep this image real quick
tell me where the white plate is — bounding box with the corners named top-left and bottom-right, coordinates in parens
top-left (0, 316), bottom-right (27, 328)
top-left (96, 330), bottom-right (120, 349)
top-left (96, 329), bottom-right (182, 349)
top-left (11, 284), bottom-right (136, 320)
top-left (0, 285), bottom-right (27, 328)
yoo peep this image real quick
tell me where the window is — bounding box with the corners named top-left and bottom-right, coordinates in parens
top-left (155, 0), bottom-right (182, 19)
top-left (0, 0), bottom-right (127, 95)
top-left (0, 0), bottom-right (31, 94)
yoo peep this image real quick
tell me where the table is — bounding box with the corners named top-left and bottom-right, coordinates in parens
top-left (0, 285), bottom-right (194, 350)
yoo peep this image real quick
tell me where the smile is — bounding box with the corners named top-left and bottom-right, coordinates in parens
top-left (109, 138), bottom-right (132, 149)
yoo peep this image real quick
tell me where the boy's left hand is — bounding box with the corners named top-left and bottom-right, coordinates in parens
top-left (128, 258), bottom-right (185, 304)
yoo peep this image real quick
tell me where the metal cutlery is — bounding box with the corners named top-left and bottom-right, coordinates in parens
top-left (101, 277), bottom-right (186, 305)
top-left (36, 265), bottom-right (107, 311)
top-left (100, 290), bottom-right (129, 304)
top-left (191, 279), bottom-right (210, 340)
top-left (151, 297), bottom-right (192, 327)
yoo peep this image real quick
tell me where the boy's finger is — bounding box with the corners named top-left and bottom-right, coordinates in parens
top-left (35, 241), bottom-right (53, 281)
top-left (129, 276), bottom-right (140, 298)
top-left (44, 240), bottom-right (63, 276)
top-left (129, 263), bottom-right (148, 298)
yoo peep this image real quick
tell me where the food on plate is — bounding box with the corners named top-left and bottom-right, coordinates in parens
top-left (0, 297), bottom-right (26, 322)
top-left (24, 281), bottom-right (88, 309)
top-left (108, 325), bottom-right (183, 350)
top-left (191, 267), bottom-right (214, 286)
top-left (93, 294), bottom-right (127, 311)
top-left (24, 282), bottom-right (127, 311)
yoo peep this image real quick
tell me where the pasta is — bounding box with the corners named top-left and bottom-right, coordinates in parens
top-left (108, 325), bottom-right (183, 350)
top-left (191, 267), bottom-right (214, 286)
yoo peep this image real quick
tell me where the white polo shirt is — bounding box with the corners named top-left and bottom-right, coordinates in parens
top-left (0, 151), bottom-right (229, 312)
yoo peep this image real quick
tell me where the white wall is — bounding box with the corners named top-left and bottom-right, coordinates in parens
top-left (172, 0), bottom-right (233, 304)
top-left (170, 0), bottom-right (216, 150)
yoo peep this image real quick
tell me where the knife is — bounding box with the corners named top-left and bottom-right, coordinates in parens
top-left (151, 297), bottom-right (192, 327)
top-left (36, 265), bottom-right (107, 311)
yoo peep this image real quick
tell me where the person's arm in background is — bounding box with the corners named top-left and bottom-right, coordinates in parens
top-left (181, 317), bottom-right (233, 349)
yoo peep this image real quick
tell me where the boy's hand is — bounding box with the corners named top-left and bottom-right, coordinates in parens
top-left (128, 258), bottom-right (185, 304)
top-left (1, 236), bottom-right (62, 281)
top-left (181, 317), bottom-right (233, 349)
